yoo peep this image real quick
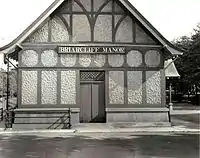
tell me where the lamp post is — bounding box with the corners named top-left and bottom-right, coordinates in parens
top-left (169, 82), bottom-right (173, 110)
top-left (165, 59), bottom-right (180, 111)
top-left (6, 57), bottom-right (9, 111)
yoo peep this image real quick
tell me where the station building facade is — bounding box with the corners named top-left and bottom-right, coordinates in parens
top-left (0, 0), bottom-right (182, 129)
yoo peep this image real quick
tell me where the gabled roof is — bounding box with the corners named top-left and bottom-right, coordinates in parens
top-left (0, 0), bottom-right (183, 55)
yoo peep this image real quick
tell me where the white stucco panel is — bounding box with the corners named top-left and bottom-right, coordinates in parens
top-left (22, 71), bottom-right (38, 105)
top-left (41, 71), bottom-right (57, 104)
top-left (146, 71), bottom-right (161, 104)
top-left (109, 71), bottom-right (124, 104)
top-left (128, 71), bottom-right (143, 104)
top-left (21, 50), bottom-right (38, 67)
top-left (61, 70), bottom-right (76, 104)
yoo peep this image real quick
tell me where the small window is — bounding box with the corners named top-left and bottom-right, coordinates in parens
top-left (80, 71), bottom-right (105, 81)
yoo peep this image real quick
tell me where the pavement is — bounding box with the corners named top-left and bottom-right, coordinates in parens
top-left (0, 133), bottom-right (199, 158)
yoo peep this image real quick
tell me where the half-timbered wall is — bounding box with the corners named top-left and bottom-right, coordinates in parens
top-left (18, 46), bottom-right (164, 108)
top-left (18, 0), bottom-right (165, 109)
top-left (23, 0), bottom-right (159, 45)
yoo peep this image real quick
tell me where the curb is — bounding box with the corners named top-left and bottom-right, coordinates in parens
top-left (73, 128), bottom-right (200, 134)
top-left (0, 129), bottom-right (76, 134)
top-left (0, 128), bottom-right (199, 135)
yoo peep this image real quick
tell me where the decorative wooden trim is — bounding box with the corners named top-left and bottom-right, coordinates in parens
top-left (132, 18), bottom-right (136, 43)
top-left (18, 104), bottom-right (79, 109)
top-left (18, 67), bottom-right (162, 72)
top-left (106, 107), bottom-right (169, 112)
top-left (106, 104), bottom-right (164, 108)
top-left (124, 70), bottom-right (128, 105)
top-left (15, 107), bottom-right (80, 112)
top-left (59, 15), bottom-right (71, 34)
top-left (68, 12), bottom-right (125, 15)
top-left (91, 0), bottom-right (94, 42)
top-left (105, 70), bottom-right (109, 107)
top-left (93, 0), bottom-right (112, 26)
top-left (48, 20), bottom-right (52, 42)
top-left (69, 0), bottom-right (73, 42)
top-left (57, 70), bottom-right (61, 105)
top-left (74, 0), bottom-right (93, 41)
top-left (112, 0), bottom-right (115, 42)
top-left (113, 15), bottom-right (127, 40)
top-left (142, 70), bottom-right (146, 104)
top-left (21, 43), bottom-right (162, 47)
top-left (76, 69), bottom-right (80, 109)
top-left (161, 69), bottom-right (166, 106)
top-left (80, 81), bottom-right (105, 84)
top-left (37, 70), bottom-right (42, 106)
top-left (18, 70), bottom-right (22, 108)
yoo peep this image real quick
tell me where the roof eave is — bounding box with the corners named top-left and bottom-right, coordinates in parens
top-left (165, 45), bottom-right (183, 56)
top-left (0, 0), bottom-right (185, 56)
top-left (0, 0), bottom-right (65, 54)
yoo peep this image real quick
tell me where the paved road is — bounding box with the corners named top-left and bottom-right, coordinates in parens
top-left (0, 133), bottom-right (199, 158)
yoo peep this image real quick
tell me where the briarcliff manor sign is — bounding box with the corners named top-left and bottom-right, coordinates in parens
top-left (57, 46), bottom-right (126, 54)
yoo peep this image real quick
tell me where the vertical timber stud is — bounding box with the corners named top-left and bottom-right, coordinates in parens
top-left (37, 70), bottom-right (42, 106)
top-left (48, 19), bottom-right (52, 42)
top-left (112, 0), bottom-right (115, 43)
top-left (57, 70), bottom-right (61, 106)
top-left (17, 50), bottom-right (21, 109)
top-left (132, 19), bottom-right (136, 43)
top-left (37, 49), bottom-right (42, 106)
top-left (161, 69), bottom-right (166, 107)
top-left (18, 70), bottom-right (22, 109)
top-left (76, 70), bottom-right (80, 122)
top-left (91, 0), bottom-right (94, 42)
top-left (105, 70), bottom-right (109, 110)
top-left (69, 0), bottom-right (73, 42)
top-left (124, 52), bottom-right (128, 105)
top-left (142, 71), bottom-right (146, 104)
top-left (124, 70), bottom-right (128, 105)
top-left (142, 51), bottom-right (147, 104)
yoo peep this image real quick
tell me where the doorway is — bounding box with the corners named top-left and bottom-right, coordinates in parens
top-left (80, 71), bottom-right (105, 123)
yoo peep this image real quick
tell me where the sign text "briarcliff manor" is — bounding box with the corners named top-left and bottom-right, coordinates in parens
top-left (58, 46), bottom-right (126, 54)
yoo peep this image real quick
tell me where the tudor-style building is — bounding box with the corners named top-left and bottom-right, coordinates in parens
top-left (0, 0), bottom-right (183, 129)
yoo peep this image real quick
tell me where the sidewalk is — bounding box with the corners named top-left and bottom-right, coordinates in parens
top-left (71, 123), bottom-right (200, 134)
top-left (0, 105), bottom-right (199, 135)
top-left (0, 123), bottom-right (199, 135)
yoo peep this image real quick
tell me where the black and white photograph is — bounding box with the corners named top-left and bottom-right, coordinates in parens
top-left (0, 0), bottom-right (199, 157)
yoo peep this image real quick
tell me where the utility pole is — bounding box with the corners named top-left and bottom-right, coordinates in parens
top-left (6, 56), bottom-right (9, 111)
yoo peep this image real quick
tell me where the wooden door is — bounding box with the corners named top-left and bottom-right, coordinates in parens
top-left (80, 82), bottom-right (105, 123)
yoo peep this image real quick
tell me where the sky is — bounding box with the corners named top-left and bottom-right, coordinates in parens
top-left (0, 0), bottom-right (200, 69)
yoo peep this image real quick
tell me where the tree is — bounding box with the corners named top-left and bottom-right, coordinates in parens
top-left (173, 24), bottom-right (200, 97)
